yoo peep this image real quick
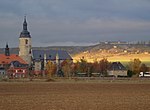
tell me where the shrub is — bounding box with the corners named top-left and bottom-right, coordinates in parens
top-left (127, 70), bottom-right (133, 77)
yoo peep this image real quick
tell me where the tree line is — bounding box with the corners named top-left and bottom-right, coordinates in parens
top-left (45, 57), bottom-right (149, 78)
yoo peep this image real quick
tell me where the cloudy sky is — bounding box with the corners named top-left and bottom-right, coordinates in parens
top-left (0, 0), bottom-right (150, 47)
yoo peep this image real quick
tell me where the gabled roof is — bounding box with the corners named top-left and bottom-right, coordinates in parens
top-left (0, 54), bottom-right (27, 65)
top-left (32, 50), bottom-right (72, 61)
top-left (108, 62), bottom-right (126, 71)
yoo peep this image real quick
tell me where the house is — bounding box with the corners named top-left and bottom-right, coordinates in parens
top-left (107, 62), bottom-right (127, 77)
top-left (0, 44), bottom-right (28, 78)
top-left (7, 61), bottom-right (28, 78)
top-left (32, 50), bottom-right (73, 75)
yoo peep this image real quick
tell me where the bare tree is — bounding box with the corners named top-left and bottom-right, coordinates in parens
top-left (99, 58), bottom-right (110, 76)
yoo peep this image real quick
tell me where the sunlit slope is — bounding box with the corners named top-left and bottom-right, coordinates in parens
top-left (72, 43), bottom-right (150, 63)
top-left (73, 53), bottom-right (150, 62)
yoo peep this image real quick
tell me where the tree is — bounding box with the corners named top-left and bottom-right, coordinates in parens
top-left (70, 63), bottom-right (78, 77)
top-left (92, 60), bottom-right (100, 73)
top-left (127, 70), bottom-right (133, 77)
top-left (76, 57), bottom-right (88, 73)
top-left (128, 58), bottom-right (141, 76)
top-left (46, 61), bottom-right (57, 78)
top-left (99, 58), bottom-right (110, 76)
top-left (140, 63), bottom-right (148, 73)
top-left (61, 59), bottom-right (72, 77)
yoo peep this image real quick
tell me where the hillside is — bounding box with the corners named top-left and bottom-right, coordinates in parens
top-left (0, 46), bottom-right (87, 55)
top-left (0, 43), bottom-right (150, 63)
top-left (72, 43), bottom-right (150, 63)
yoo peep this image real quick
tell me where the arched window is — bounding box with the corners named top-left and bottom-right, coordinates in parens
top-left (25, 39), bottom-right (28, 44)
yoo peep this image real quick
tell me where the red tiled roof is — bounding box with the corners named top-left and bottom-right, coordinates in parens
top-left (0, 54), bottom-right (27, 64)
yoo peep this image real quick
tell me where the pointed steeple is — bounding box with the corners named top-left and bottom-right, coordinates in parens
top-left (5, 42), bottom-right (10, 56)
top-left (23, 16), bottom-right (27, 31)
top-left (20, 16), bottom-right (31, 38)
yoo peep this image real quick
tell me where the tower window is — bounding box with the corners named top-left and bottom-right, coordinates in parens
top-left (25, 39), bottom-right (28, 44)
top-left (29, 49), bottom-right (31, 54)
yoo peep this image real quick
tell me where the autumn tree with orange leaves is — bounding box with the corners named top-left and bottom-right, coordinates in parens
top-left (46, 60), bottom-right (57, 78)
top-left (61, 59), bottom-right (72, 77)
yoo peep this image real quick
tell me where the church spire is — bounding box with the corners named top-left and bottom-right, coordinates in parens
top-left (5, 42), bottom-right (10, 56)
top-left (23, 16), bottom-right (27, 31)
top-left (20, 16), bottom-right (31, 38)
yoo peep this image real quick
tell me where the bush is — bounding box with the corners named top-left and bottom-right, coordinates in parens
top-left (127, 70), bottom-right (133, 77)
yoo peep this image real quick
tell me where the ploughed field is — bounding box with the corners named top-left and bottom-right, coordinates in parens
top-left (0, 82), bottom-right (150, 110)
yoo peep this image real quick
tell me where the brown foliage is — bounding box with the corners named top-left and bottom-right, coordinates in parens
top-left (74, 57), bottom-right (110, 76)
top-left (46, 61), bottom-right (57, 77)
top-left (76, 57), bottom-right (88, 73)
top-left (140, 63), bottom-right (149, 73)
top-left (128, 58), bottom-right (141, 76)
top-left (99, 58), bottom-right (110, 76)
top-left (61, 59), bottom-right (72, 77)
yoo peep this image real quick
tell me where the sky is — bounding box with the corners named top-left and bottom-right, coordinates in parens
top-left (0, 0), bottom-right (150, 47)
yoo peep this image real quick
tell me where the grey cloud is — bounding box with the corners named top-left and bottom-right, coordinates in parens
top-left (30, 18), bottom-right (150, 44)
top-left (0, 0), bottom-right (150, 47)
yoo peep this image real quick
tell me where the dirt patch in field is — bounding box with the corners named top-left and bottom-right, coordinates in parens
top-left (0, 82), bottom-right (150, 110)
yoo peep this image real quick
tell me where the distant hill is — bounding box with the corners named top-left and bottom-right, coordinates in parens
top-left (72, 43), bottom-right (150, 63)
top-left (0, 46), bottom-right (87, 55)
top-left (0, 43), bottom-right (150, 63)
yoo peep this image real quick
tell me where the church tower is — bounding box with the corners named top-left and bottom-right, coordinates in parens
top-left (5, 43), bottom-right (10, 56)
top-left (19, 16), bottom-right (32, 65)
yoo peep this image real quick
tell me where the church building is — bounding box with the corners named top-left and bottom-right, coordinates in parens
top-left (18, 17), bottom-right (73, 75)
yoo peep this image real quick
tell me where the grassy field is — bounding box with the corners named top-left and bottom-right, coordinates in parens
top-left (121, 61), bottom-right (150, 67)
top-left (73, 53), bottom-right (150, 67)
top-left (0, 82), bottom-right (150, 110)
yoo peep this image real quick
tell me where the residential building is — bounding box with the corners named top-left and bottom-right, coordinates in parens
top-left (107, 62), bottom-right (127, 77)
top-left (7, 61), bottom-right (28, 78)
top-left (0, 44), bottom-right (28, 78)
